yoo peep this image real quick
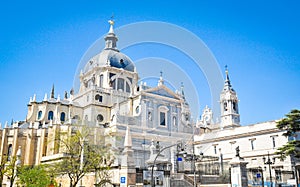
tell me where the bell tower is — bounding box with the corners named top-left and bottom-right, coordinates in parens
top-left (220, 66), bottom-right (240, 128)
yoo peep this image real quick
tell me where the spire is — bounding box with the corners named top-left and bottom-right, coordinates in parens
top-left (108, 19), bottom-right (115, 34)
top-left (223, 65), bottom-right (233, 91)
top-left (51, 84), bottom-right (55, 99)
top-left (124, 126), bottom-right (132, 147)
top-left (104, 17), bottom-right (118, 51)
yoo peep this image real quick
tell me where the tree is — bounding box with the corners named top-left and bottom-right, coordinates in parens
top-left (4, 156), bottom-right (20, 187)
top-left (88, 144), bottom-right (114, 187)
top-left (52, 127), bottom-right (114, 187)
top-left (17, 165), bottom-right (52, 187)
top-left (0, 155), bottom-right (8, 186)
top-left (276, 109), bottom-right (300, 160)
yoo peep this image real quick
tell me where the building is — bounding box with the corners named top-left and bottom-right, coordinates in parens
top-left (0, 19), bottom-right (298, 187)
top-left (194, 69), bottom-right (298, 186)
top-left (0, 20), bottom-right (194, 187)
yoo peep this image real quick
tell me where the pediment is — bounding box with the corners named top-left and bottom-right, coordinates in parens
top-left (143, 85), bottom-right (181, 100)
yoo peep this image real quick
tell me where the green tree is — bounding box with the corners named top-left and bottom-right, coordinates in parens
top-left (53, 127), bottom-right (114, 187)
top-left (88, 144), bottom-right (114, 187)
top-left (17, 165), bottom-right (52, 187)
top-left (276, 109), bottom-right (300, 160)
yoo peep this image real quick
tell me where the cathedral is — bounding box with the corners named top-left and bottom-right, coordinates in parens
top-left (0, 20), bottom-right (195, 187)
top-left (0, 20), bottom-right (298, 187)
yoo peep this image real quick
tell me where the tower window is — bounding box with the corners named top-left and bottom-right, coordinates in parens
top-left (38, 110), bottom-right (42, 120)
top-left (224, 102), bottom-right (228, 111)
top-left (95, 94), bottom-right (103, 102)
top-left (48, 111), bottom-right (54, 120)
top-left (60, 112), bottom-right (66, 122)
top-left (233, 102), bottom-right (237, 111)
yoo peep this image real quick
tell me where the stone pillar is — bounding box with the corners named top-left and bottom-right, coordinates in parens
top-left (230, 147), bottom-right (248, 187)
top-left (120, 127), bottom-right (136, 187)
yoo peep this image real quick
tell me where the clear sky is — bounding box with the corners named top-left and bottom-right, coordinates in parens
top-left (0, 0), bottom-right (300, 126)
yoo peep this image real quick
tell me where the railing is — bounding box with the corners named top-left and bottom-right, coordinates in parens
top-left (184, 174), bottom-right (195, 186)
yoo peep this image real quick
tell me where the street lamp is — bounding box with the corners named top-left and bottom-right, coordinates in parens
top-left (180, 151), bottom-right (204, 187)
top-left (263, 152), bottom-right (275, 187)
top-left (151, 143), bottom-right (180, 187)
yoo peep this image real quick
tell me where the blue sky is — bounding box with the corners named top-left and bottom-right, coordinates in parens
top-left (0, 0), bottom-right (300, 126)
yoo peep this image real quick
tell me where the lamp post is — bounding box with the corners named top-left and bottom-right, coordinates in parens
top-left (180, 151), bottom-right (204, 187)
top-left (263, 152), bottom-right (275, 187)
top-left (151, 143), bottom-right (179, 187)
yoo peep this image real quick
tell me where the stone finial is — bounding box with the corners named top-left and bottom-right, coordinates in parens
top-left (4, 121), bottom-right (8, 128)
top-left (57, 94), bottom-right (61, 102)
top-left (43, 93), bottom-right (48, 101)
top-left (124, 126), bottom-right (132, 147)
top-left (29, 97), bottom-right (32, 103)
top-left (32, 94), bottom-right (36, 102)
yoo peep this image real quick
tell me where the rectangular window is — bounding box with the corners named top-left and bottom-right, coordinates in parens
top-left (250, 140), bottom-right (255, 150)
top-left (160, 112), bottom-right (166, 126)
top-left (272, 136), bottom-right (276, 148)
top-left (214, 145), bottom-right (217, 154)
top-left (99, 75), bottom-right (103, 88)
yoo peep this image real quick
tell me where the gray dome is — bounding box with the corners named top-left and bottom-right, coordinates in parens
top-left (84, 49), bottom-right (135, 73)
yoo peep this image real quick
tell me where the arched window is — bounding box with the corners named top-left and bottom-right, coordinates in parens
top-left (99, 75), bottom-right (103, 88)
top-left (48, 111), bottom-right (54, 120)
top-left (7, 144), bottom-right (12, 161)
top-left (117, 78), bottom-right (124, 91)
top-left (173, 116), bottom-right (176, 126)
top-left (38, 110), bottom-right (42, 120)
top-left (60, 112), bottom-right (66, 122)
top-left (95, 94), bottom-right (103, 102)
top-left (223, 102), bottom-right (228, 111)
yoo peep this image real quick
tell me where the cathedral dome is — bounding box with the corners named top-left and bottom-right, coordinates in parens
top-left (83, 49), bottom-right (135, 73)
top-left (83, 20), bottom-right (135, 73)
